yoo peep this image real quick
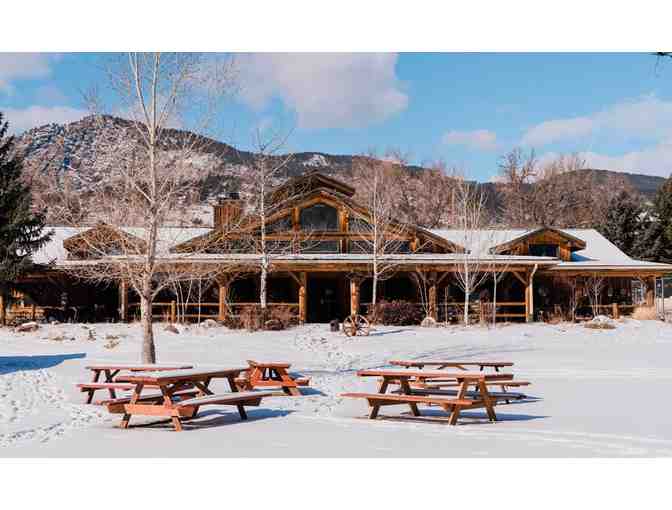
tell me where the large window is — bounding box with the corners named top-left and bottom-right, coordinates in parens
top-left (299, 203), bottom-right (339, 231)
top-left (267, 215), bottom-right (293, 233)
top-left (529, 243), bottom-right (559, 257)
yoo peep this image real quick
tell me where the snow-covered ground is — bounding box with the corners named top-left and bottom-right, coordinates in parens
top-left (2, 319), bottom-right (672, 457)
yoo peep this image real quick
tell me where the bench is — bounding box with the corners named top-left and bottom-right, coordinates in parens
top-left (174, 391), bottom-right (274, 420)
top-left (341, 392), bottom-right (485, 425)
top-left (77, 382), bottom-right (137, 404)
top-left (104, 390), bottom-right (200, 413)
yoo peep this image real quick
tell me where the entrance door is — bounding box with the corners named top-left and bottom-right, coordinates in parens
top-left (307, 275), bottom-right (345, 323)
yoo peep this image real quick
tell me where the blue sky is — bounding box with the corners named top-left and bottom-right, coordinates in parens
top-left (1, 52), bottom-right (671, 180)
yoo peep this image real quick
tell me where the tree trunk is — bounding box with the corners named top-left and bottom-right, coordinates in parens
top-left (463, 288), bottom-right (470, 326)
top-left (260, 257), bottom-right (268, 310)
top-left (492, 275), bottom-right (498, 326)
top-left (139, 292), bottom-right (156, 363)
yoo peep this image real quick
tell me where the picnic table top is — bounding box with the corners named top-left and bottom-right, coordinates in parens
top-left (389, 360), bottom-right (514, 368)
top-left (118, 367), bottom-right (248, 384)
top-left (85, 363), bottom-right (193, 372)
top-left (247, 360), bottom-right (292, 369)
top-left (356, 369), bottom-right (513, 381)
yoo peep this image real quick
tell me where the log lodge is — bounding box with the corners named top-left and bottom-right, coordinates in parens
top-left (3, 172), bottom-right (671, 325)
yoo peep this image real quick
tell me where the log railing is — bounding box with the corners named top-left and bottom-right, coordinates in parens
top-left (127, 301), bottom-right (299, 323)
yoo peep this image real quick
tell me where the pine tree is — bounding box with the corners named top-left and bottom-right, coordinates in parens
top-left (639, 177), bottom-right (672, 264)
top-left (599, 190), bottom-right (646, 258)
top-left (0, 112), bottom-right (52, 322)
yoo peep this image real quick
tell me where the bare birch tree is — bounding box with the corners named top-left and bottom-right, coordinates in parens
top-left (348, 154), bottom-right (410, 312)
top-left (239, 127), bottom-right (298, 320)
top-left (452, 174), bottom-right (491, 326)
top-left (57, 53), bottom-right (236, 363)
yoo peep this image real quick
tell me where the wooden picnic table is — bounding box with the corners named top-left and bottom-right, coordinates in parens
top-left (112, 367), bottom-right (272, 431)
top-left (389, 360), bottom-right (514, 371)
top-left (235, 360), bottom-right (310, 396)
top-left (80, 363), bottom-right (194, 404)
top-left (342, 369), bottom-right (514, 425)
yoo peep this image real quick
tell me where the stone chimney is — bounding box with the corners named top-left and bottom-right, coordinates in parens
top-left (213, 192), bottom-right (243, 230)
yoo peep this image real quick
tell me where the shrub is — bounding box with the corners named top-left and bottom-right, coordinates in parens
top-left (268, 305), bottom-right (298, 330)
top-left (368, 300), bottom-right (424, 326)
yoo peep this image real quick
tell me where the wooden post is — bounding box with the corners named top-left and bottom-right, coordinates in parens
top-left (646, 276), bottom-right (655, 306)
top-left (119, 280), bottom-right (128, 322)
top-left (298, 272), bottom-right (307, 324)
top-left (170, 300), bottom-right (176, 323)
top-left (612, 302), bottom-right (619, 319)
top-left (525, 266), bottom-right (537, 322)
top-left (0, 293), bottom-right (5, 326)
top-left (428, 272), bottom-right (437, 320)
top-left (350, 277), bottom-right (361, 316)
top-left (31, 304), bottom-right (36, 321)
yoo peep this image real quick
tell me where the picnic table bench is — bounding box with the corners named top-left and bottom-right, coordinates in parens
top-left (79, 363), bottom-right (193, 404)
top-left (235, 360), bottom-right (310, 396)
top-left (112, 368), bottom-right (273, 431)
top-left (342, 369), bottom-right (514, 425)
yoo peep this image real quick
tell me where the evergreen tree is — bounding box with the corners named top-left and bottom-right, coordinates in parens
top-left (599, 190), bottom-right (647, 258)
top-left (639, 177), bottom-right (672, 264)
top-left (0, 112), bottom-right (52, 321)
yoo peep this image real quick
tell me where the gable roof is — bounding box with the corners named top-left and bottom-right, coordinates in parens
top-left (490, 227), bottom-right (586, 253)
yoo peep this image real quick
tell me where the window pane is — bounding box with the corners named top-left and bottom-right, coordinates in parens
top-left (300, 240), bottom-right (340, 253)
top-left (300, 204), bottom-right (338, 231)
top-left (529, 244), bottom-right (558, 257)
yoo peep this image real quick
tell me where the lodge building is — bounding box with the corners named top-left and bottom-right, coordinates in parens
top-left (3, 172), bottom-right (671, 325)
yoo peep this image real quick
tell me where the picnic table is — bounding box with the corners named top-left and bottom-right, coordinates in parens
top-left (112, 368), bottom-right (273, 431)
top-left (235, 360), bottom-right (310, 396)
top-left (389, 360), bottom-right (529, 397)
top-left (342, 369), bottom-right (515, 425)
top-left (389, 360), bottom-right (514, 371)
top-left (79, 363), bottom-right (193, 404)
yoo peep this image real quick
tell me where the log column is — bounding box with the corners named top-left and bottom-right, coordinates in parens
top-left (119, 280), bottom-right (128, 322)
top-left (298, 272), bottom-right (307, 324)
top-left (217, 275), bottom-right (230, 322)
top-left (0, 293), bottom-right (5, 326)
top-left (646, 276), bottom-right (656, 306)
top-left (428, 272), bottom-right (437, 320)
top-left (350, 277), bottom-right (362, 316)
top-left (525, 266), bottom-right (538, 322)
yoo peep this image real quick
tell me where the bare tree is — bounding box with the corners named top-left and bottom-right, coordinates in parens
top-left (487, 229), bottom-right (514, 326)
top-left (586, 273), bottom-right (605, 317)
top-left (57, 53), bottom-right (236, 363)
top-left (348, 153), bottom-right (411, 312)
top-left (452, 175), bottom-right (491, 326)
top-left (497, 148), bottom-right (537, 227)
top-left (239, 127), bottom-right (301, 320)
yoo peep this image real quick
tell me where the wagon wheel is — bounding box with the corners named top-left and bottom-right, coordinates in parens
top-left (342, 314), bottom-right (370, 337)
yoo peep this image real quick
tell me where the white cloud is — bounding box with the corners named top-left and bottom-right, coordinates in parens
top-left (0, 53), bottom-right (55, 93)
top-left (2, 105), bottom-right (87, 134)
top-left (442, 129), bottom-right (498, 150)
top-left (236, 53), bottom-right (408, 129)
top-left (522, 95), bottom-right (672, 146)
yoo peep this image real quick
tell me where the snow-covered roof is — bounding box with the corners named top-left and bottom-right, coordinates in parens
top-left (32, 226), bottom-right (211, 265)
top-left (33, 225), bottom-right (672, 273)
top-left (430, 228), bottom-right (672, 271)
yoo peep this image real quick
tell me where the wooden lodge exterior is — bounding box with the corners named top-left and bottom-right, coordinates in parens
top-left (3, 172), bottom-right (672, 325)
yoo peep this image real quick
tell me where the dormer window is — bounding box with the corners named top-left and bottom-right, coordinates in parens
top-left (529, 243), bottom-right (559, 257)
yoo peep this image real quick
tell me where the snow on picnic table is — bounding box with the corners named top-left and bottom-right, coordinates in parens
top-left (1, 319), bottom-right (672, 457)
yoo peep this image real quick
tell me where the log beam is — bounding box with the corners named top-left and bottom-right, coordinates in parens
top-left (0, 293), bottom-right (5, 326)
top-left (646, 276), bottom-right (655, 306)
